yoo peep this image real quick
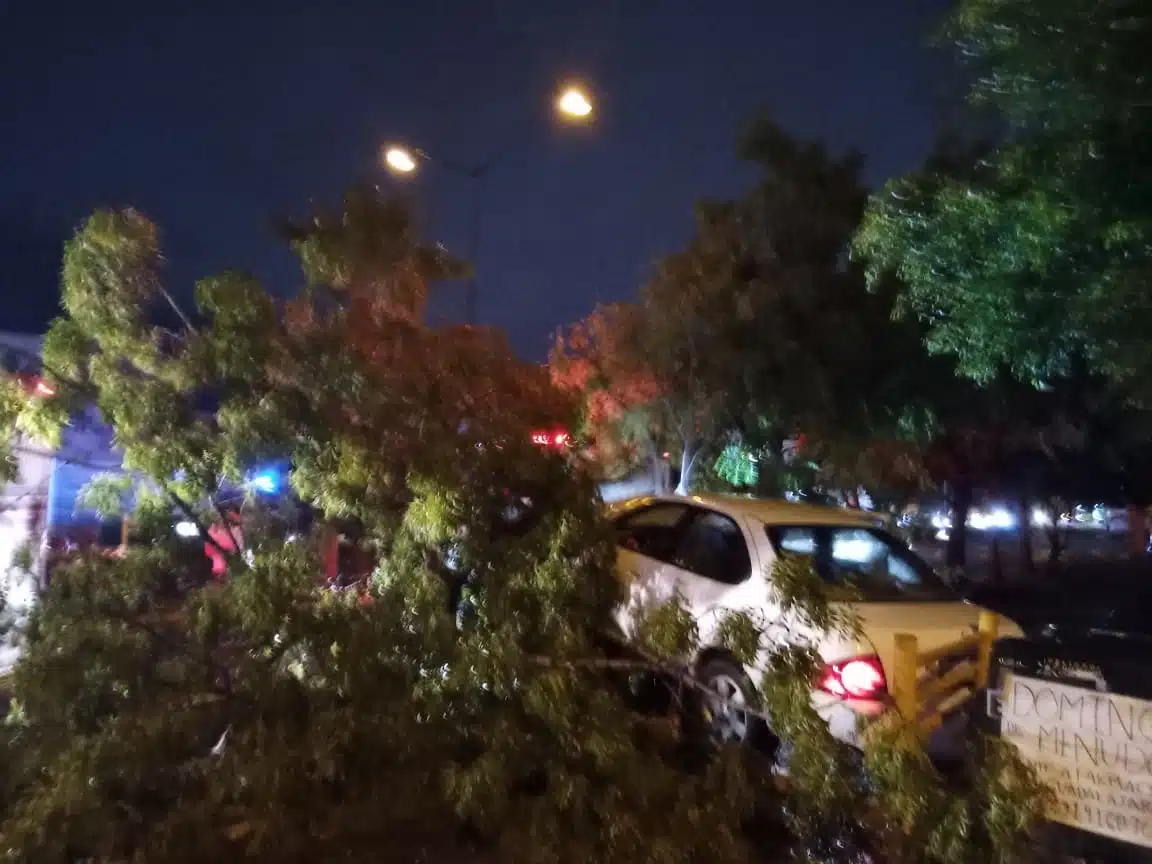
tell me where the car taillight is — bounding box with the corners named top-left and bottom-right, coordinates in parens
top-left (818, 655), bottom-right (887, 700)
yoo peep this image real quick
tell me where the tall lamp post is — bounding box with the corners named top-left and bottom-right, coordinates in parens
top-left (382, 85), bottom-right (594, 325)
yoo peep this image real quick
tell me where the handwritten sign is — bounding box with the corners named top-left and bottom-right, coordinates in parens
top-left (1001, 673), bottom-right (1152, 849)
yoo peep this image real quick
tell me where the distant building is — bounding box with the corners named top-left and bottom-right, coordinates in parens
top-left (0, 332), bottom-right (124, 598)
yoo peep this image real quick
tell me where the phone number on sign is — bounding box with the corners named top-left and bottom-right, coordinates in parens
top-left (1049, 798), bottom-right (1152, 844)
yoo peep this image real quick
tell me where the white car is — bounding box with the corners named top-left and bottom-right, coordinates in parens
top-left (610, 494), bottom-right (1022, 750)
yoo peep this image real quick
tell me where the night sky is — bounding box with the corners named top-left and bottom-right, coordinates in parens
top-left (1, 0), bottom-right (957, 358)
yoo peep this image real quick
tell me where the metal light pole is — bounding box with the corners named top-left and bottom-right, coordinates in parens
top-left (382, 85), bottom-right (593, 325)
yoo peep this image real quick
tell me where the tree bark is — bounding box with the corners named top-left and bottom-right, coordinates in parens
top-left (1045, 501), bottom-right (1063, 567)
top-left (672, 446), bottom-right (691, 493)
top-left (675, 439), bottom-right (701, 496)
top-left (1018, 495), bottom-right (1034, 574)
top-left (651, 455), bottom-right (667, 496)
top-left (990, 533), bottom-right (1003, 584)
top-left (1127, 505), bottom-right (1147, 558)
top-left (945, 480), bottom-right (972, 571)
top-left (647, 441), bottom-right (670, 496)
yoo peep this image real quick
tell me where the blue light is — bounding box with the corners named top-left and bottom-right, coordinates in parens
top-left (246, 471), bottom-right (279, 494)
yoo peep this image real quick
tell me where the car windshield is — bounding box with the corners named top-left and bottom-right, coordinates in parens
top-left (766, 523), bottom-right (955, 601)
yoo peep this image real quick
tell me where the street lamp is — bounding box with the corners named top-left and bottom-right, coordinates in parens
top-left (382, 84), bottom-right (595, 324)
top-left (556, 86), bottom-right (593, 120)
top-left (383, 146), bottom-right (418, 173)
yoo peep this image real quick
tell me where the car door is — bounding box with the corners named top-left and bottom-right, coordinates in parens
top-left (666, 508), bottom-right (760, 643)
top-left (613, 503), bottom-right (760, 640)
top-left (613, 502), bottom-right (695, 633)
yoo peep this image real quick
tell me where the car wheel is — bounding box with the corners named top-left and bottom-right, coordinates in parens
top-left (696, 657), bottom-right (775, 752)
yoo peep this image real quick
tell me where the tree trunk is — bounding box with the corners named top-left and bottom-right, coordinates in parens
top-left (675, 441), bottom-right (699, 496)
top-left (1046, 501), bottom-right (1063, 567)
top-left (1127, 505), bottom-right (1147, 558)
top-left (945, 481), bottom-right (972, 570)
top-left (990, 533), bottom-right (1003, 584)
top-left (648, 444), bottom-right (670, 496)
top-left (1018, 495), bottom-right (1034, 574)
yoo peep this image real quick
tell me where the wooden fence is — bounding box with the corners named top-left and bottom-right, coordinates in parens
top-left (891, 611), bottom-right (1000, 735)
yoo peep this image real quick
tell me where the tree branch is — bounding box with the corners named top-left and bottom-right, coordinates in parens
top-left (528, 634), bottom-right (780, 725)
top-left (208, 492), bottom-right (244, 565)
top-left (165, 487), bottom-right (238, 563)
top-left (159, 286), bottom-right (196, 334)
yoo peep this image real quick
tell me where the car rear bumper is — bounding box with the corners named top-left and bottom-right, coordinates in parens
top-left (815, 695), bottom-right (973, 762)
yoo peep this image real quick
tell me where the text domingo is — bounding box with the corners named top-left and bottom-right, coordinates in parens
top-left (1005, 680), bottom-right (1152, 776)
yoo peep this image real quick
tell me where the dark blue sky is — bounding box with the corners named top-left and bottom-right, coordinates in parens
top-left (1, 0), bottom-right (956, 358)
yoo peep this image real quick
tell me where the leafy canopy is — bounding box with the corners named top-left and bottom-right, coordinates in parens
top-left (854, 0), bottom-right (1152, 390)
top-left (1, 190), bottom-right (768, 863)
top-left (1, 186), bottom-right (1047, 863)
top-left (556, 117), bottom-right (952, 497)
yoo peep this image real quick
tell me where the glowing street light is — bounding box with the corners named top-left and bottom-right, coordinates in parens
top-left (384, 82), bottom-right (596, 322)
top-left (556, 86), bottom-right (593, 120)
top-left (384, 146), bottom-right (418, 174)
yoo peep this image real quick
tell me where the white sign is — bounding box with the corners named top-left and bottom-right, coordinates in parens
top-left (1001, 673), bottom-right (1152, 849)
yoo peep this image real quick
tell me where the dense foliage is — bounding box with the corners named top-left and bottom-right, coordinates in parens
top-left (0, 188), bottom-right (1050, 862)
top-left (3, 194), bottom-right (690, 863)
top-left (554, 118), bottom-right (951, 499)
top-left (549, 302), bottom-right (669, 490)
top-left (854, 0), bottom-right (1152, 391)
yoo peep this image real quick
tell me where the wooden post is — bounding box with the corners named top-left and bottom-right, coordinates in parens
top-left (974, 610), bottom-right (999, 689)
top-left (120, 517), bottom-right (130, 548)
top-left (892, 633), bottom-right (920, 723)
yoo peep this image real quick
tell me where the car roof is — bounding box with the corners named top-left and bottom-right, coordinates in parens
top-left (609, 494), bottom-right (887, 528)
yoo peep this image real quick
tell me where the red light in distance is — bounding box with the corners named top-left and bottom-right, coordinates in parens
top-left (531, 430), bottom-right (570, 450)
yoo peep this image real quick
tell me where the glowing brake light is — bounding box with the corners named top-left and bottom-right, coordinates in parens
top-left (818, 655), bottom-right (887, 700)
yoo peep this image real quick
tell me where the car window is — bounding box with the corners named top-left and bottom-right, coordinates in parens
top-left (830, 529), bottom-right (888, 571)
top-left (766, 524), bottom-right (953, 600)
top-left (672, 510), bottom-right (751, 585)
top-left (772, 526), bottom-right (818, 556)
top-left (613, 504), bottom-right (690, 563)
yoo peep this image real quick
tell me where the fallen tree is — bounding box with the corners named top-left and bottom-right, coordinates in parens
top-left (1, 192), bottom-right (1047, 863)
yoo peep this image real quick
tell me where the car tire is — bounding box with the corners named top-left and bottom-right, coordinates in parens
top-left (694, 657), bottom-right (779, 757)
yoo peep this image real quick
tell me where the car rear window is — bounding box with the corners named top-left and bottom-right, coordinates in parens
top-left (766, 524), bottom-right (954, 601)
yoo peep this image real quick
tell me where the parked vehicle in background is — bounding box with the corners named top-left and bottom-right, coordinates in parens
top-left (609, 495), bottom-right (1023, 754)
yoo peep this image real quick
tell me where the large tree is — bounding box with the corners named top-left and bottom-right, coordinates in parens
top-left (854, 0), bottom-right (1152, 391)
top-left (549, 302), bottom-right (671, 494)
top-left (729, 119), bottom-right (949, 496)
top-left (557, 118), bottom-right (950, 497)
